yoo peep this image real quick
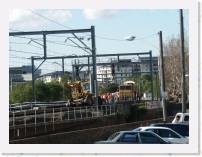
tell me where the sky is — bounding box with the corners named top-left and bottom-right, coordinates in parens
top-left (9, 9), bottom-right (189, 74)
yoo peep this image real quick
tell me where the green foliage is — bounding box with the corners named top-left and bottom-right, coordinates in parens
top-left (10, 83), bottom-right (32, 104)
top-left (99, 83), bottom-right (118, 94)
top-left (128, 74), bottom-right (160, 99)
top-left (61, 73), bottom-right (72, 83)
top-left (99, 87), bottom-right (107, 95)
top-left (44, 81), bottom-right (63, 101)
top-left (10, 80), bottom-right (72, 104)
top-left (35, 81), bottom-right (49, 102)
top-left (107, 83), bottom-right (119, 93)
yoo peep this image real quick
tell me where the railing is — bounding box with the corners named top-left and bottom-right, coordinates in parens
top-left (9, 105), bottom-right (117, 128)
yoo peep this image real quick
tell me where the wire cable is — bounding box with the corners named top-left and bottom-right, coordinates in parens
top-left (29, 10), bottom-right (92, 54)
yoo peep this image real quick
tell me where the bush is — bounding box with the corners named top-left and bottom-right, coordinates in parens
top-left (10, 80), bottom-right (71, 104)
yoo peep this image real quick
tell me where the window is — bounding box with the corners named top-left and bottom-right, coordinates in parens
top-left (184, 115), bottom-right (189, 121)
top-left (139, 132), bottom-right (164, 144)
top-left (108, 132), bottom-right (120, 140)
top-left (120, 133), bottom-right (139, 143)
top-left (133, 128), bottom-right (141, 131)
top-left (157, 129), bottom-right (180, 138)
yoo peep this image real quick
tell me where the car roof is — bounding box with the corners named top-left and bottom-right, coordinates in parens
top-left (176, 112), bottom-right (189, 116)
top-left (137, 126), bottom-right (172, 130)
top-left (150, 123), bottom-right (189, 126)
top-left (118, 130), bottom-right (145, 133)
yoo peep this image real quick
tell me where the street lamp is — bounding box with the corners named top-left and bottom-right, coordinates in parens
top-left (125, 33), bottom-right (166, 121)
top-left (124, 35), bottom-right (136, 41)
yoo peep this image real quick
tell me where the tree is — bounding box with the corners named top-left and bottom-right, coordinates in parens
top-left (10, 83), bottom-right (32, 104)
top-left (163, 36), bottom-right (189, 101)
top-left (10, 80), bottom-right (66, 104)
top-left (107, 83), bottom-right (119, 93)
top-left (46, 81), bottom-right (63, 101)
top-left (99, 83), bottom-right (118, 94)
top-left (35, 81), bottom-right (49, 101)
top-left (61, 73), bottom-right (72, 84)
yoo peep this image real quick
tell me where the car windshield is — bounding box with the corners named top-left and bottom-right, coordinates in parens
top-left (184, 115), bottom-right (189, 121)
top-left (133, 128), bottom-right (141, 131)
top-left (107, 132), bottom-right (120, 140)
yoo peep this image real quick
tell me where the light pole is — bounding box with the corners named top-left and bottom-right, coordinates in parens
top-left (125, 33), bottom-right (166, 120)
top-left (179, 9), bottom-right (186, 113)
top-left (158, 31), bottom-right (167, 122)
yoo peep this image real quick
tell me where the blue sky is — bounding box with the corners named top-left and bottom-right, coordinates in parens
top-left (9, 9), bottom-right (188, 74)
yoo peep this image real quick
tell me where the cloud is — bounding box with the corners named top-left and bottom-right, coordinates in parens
top-left (9, 9), bottom-right (72, 29)
top-left (83, 9), bottom-right (118, 20)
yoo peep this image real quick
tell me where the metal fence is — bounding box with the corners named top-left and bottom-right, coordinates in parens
top-left (9, 104), bottom-right (116, 132)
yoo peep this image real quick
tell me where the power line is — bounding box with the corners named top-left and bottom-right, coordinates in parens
top-left (29, 10), bottom-right (92, 54)
top-left (11, 35), bottom-right (88, 50)
top-left (94, 33), bottom-right (157, 42)
top-left (9, 55), bottom-right (30, 60)
top-left (9, 49), bottom-right (42, 56)
top-left (38, 24), bottom-right (157, 43)
top-left (10, 36), bottom-right (84, 56)
top-left (29, 10), bottom-right (73, 29)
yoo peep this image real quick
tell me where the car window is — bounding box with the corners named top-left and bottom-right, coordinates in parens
top-left (139, 132), bottom-right (165, 144)
top-left (147, 129), bottom-right (159, 135)
top-left (150, 124), bottom-right (189, 137)
top-left (158, 129), bottom-right (180, 138)
top-left (120, 133), bottom-right (139, 143)
top-left (184, 115), bottom-right (189, 121)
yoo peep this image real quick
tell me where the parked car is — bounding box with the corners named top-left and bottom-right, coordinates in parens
top-left (95, 131), bottom-right (170, 144)
top-left (172, 112), bottom-right (189, 124)
top-left (150, 123), bottom-right (189, 137)
top-left (133, 126), bottom-right (188, 144)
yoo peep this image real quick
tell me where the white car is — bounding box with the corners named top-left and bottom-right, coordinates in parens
top-left (133, 126), bottom-right (188, 144)
top-left (95, 131), bottom-right (170, 144)
top-left (172, 113), bottom-right (189, 124)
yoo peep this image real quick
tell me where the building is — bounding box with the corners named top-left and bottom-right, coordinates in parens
top-left (38, 70), bottom-right (89, 83)
top-left (97, 66), bottom-right (113, 85)
top-left (9, 65), bottom-right (41, 83)
top-left (38, 71), bottom-right (71, 83)
top-left (139, 56), bottom-right (158, 73)
top-left (97, 57), bottom-right (159, 85)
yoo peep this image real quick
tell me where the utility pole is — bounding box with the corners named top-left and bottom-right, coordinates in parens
top-left (179, 9), bottom-right (186, 113)
top-left (10, 77), bottom-right (13, 93)
top-left (149, 50), bottom-right (154, 101)
top-left (158, 31), bottom-right (167, 121)
top-left (62, 58), bottom-right (65, 100)
top-left (91, 26), bottom-right (98, 105)
top-left (31, 56), bottom-right (36, 102)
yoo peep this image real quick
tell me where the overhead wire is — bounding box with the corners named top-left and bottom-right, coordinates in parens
top-left (10, 37), bottom-right (78, 56)
top-left (10, 35), bottom-right (89, 50)
top-left (9, 49), bottom-right (43, 56)
top-left (29, 10), bottom-right (92, 54)
top-left (9, 11), bottom-right (160, 73)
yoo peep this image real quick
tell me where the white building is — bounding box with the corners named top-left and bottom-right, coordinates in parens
top-left (97, 66), bottom-right (113, 85)
top-left (38, 71), bottom-right (63, 83)
top-left (96, 57), bottom-right (159, 85)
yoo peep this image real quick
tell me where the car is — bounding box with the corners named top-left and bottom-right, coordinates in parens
top-left (95, 131), bottom-right (170, 144)
top-left (150, 123), bottom-right (189, 137)
top-left (133, 126), bottom-right (188, 144)
top-left (172, 113), bottom-right (189, 124)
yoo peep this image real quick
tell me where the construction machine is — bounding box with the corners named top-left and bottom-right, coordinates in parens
top-left (64, 81), bottom-right (94, 106)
